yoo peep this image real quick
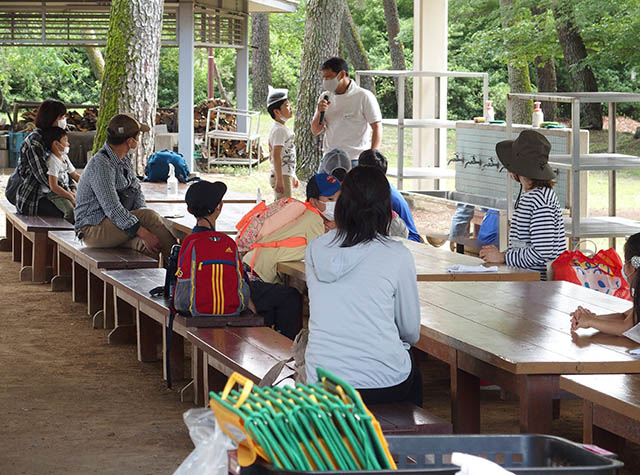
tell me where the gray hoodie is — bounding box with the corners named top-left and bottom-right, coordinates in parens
top-left (304, 230), bottom-right (420, 388)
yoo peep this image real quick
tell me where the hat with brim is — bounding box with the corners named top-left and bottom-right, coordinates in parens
top-left (496, 129), bottom-right (556, 181)
top-left (267, 86), bottom-right (288, 108)
top-left (185, 180), bottom-right (227, 217)
top-left (107, 113), bottom-right (150, 139)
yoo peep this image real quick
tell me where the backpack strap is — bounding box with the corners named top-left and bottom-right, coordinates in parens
top-left (304, 201), bottom-right (322, 218)
top-left (235, 201), bottom-right (267, 236)
top-left (249, 236), bottom-right (307, 275)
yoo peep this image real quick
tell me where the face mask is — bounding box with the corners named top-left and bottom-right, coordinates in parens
top-left (623, 265), bottom-right (636, 284)
top-left (63, 146), bottom-right (70, 155)
top-left (57, 118), bottom-right (67, 129)
top-left (322, 73), bottom-right (341, 93)
top-left (320, 200), bottom-right (336, 221)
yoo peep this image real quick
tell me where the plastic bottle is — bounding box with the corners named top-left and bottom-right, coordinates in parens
top-left (485, 100), bottom-right (495, 122)
top-left (167, 163), bottom-right (179, 197)
top-left (532, 101), bottom-right (544, 127)
top-left (256, 187), bottom-right (262, 203)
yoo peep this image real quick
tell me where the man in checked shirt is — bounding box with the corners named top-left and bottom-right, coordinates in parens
top-left (74, 114), bottom-right (177, 261)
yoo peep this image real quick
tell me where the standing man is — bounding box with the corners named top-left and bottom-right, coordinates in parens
top-left (311, 57), bottom-right (382, 167)
top-left (74, 113), bottom-right (177, 261)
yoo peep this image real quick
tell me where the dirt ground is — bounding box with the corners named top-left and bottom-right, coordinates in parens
top-left (1, 249), bottom-right (640, 474)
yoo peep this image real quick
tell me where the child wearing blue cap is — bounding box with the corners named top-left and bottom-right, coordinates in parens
top-left (306, 173), bottom-right (342, 231)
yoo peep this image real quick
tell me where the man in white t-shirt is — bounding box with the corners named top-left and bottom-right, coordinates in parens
top-left (311, 57), bottom-right (382, 166)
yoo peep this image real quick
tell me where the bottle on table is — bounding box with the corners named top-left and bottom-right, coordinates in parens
top-left (532, 102), bottom-right (544, 128)
top-left (486, 100), bottom-right (495, 122)
top-left (167, 163), bottom-right (179, 197)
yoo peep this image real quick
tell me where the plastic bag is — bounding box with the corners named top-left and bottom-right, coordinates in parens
top-left (174, 408), bottom-right (238, 475)
top-left (452, 452), bottom-right (515, 475)
top-left (552, 248), bottom-right (631, 300)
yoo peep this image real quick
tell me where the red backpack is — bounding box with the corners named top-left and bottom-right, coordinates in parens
top-left (171, 230), bottom-right (249, 317)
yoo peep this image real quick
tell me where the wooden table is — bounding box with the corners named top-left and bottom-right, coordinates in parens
top-left (415, 280), bottom-right (640, 434)
top-left (277, 238), bottom-right (539, 284)
top-left (140, 181), bottom-right (257, 204)
top-left (146, 202), bottom-right (254, 238)
top-left (561, 373), bottom-right (640, 452)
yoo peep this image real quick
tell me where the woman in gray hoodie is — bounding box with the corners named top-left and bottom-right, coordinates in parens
top-left (304, 166), bottom-right (423, 406)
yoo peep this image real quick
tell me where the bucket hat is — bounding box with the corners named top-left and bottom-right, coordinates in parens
top-left (496, 129), bottom-right (555, 180)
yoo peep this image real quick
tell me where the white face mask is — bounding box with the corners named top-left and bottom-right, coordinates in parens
top-left (322, 74), bottom-right (341, 94)
top-left (63, 145), bottom-right (70, 155)
top-left (57, 118), bottom-right (67, 129)
top-left (320, 200), bottom-right (336, 221)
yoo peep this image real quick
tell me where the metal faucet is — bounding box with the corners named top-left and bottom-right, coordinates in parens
top-left (482, 157), bottom-right (500, 170)
top-left (447, 152), bottom-right (464, 166)
top-left (464, 155), bottom-right (481, 168)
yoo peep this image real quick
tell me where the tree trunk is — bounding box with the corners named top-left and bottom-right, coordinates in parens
top-left (251, 13), bottom-right (272, 110)
top-left (93, 0), bottom-right (164, 174)
top-left (499, 0), bottom-right (533, 124)
top-left (534, 56), bottom-right (558, 121)
top-left (294, 0), bottom-right (344, 178)
top-left (382, 0), bottom-right (411, 118)
top-left (85, 46), bottom-right (105, 82)
top-left (341, 4), bottom-right (375, 94)
top-left (552, 1), bottom-right (602, 129)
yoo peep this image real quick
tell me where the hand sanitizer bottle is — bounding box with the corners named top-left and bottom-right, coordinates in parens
top-left (167, 163), bottom-right (179, 197)
top-left (486, 100), bottom-right (495, 122)
top-left (256, 187), bottom-right (262, 203)
top-left (532, 102), bottom-right (544, 127)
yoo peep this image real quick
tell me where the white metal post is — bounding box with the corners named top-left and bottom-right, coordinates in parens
top-left (235, 16), bottom-right (250, 134)
top-left (608, 102), bottom-right (617, 248)
top-left (482, 73), bottom-right (489, 119)
top-left (397, 75), bottom-right (405, 190)
top-left (571, 99), bottom-right (581, 249)
top-left (505, 94), bottom-right (513, 224)
top-left (178, 1), bottom-right (195, 171)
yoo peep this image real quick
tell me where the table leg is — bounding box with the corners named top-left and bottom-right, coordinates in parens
top-left (519, 374), bottom-right (554, 434)
top-left (451, 365), bottom-right (480, 434)
top-left (192, 346), bottom-right (204, 406)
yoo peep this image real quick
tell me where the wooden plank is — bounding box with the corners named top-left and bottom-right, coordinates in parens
top-left (140, 181), bottom-right (256, 204)
top-left (147, 202), bottom-right (254, 236)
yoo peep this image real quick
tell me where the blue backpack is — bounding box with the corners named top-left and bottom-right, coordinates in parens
top-left (144, 149), bottom-right (190, 183)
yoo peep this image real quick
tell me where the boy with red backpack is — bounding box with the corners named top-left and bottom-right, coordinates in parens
top-left (176, 180), bottom-right (301, 339)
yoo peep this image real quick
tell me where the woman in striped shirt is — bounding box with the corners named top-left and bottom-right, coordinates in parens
top-left (479, 130), bottom-right (566, 280)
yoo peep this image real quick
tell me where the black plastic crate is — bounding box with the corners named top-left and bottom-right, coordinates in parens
top-left (256, 434), bottom-right (622, 474)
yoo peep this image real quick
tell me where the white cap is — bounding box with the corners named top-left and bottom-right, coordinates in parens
top-left (267, 85), bottom-right (288, 108)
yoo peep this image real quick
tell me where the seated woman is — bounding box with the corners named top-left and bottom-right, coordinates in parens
top-left (479, 130), bottom-right (566, 280)
top-left (304, 166), bottom-right (422, 406)
top-left (13, 99), bottom-right (69, 216)
top-left (571, 233), bottom-right (640, 335)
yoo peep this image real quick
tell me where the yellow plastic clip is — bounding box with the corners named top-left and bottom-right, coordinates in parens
top-left (221, 372), bottom-right (254, 409)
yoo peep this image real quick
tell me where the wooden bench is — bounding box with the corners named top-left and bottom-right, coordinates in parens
top-left (0, 199), bottom-right (74, 283)
top-left (187, 326), bottom-right (452, 435)
top-left (561, 373), bottom-right (640, 455)
top-left (48, 231), bottom-right (158, 328)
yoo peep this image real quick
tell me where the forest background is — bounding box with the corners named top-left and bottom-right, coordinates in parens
top-left (0, 0), bottom-right (638, 124)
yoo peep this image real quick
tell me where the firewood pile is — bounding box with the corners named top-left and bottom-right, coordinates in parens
top-left (12, 108), bottom-right (99, 132)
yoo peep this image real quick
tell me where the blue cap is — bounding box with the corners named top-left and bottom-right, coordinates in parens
top-left (306, 173), bottom-right (341, 199)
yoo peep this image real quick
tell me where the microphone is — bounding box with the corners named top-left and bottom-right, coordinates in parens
top-left (319, 95), bottom-right (329, 124)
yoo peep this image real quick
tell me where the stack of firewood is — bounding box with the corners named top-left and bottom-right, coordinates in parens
top-left (67, 108), bottom-right (98, 131)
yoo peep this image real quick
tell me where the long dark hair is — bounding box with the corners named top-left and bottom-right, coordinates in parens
top-left (624, 233), bottom-right (640, 324)
top-left (334, 166), bottom-right (392, 247)
top-left (35, 99), bottom-right (67, 129)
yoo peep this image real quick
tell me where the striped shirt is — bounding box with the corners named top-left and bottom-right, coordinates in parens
top-left (505, 186), bottom-right (566, 280)
top-left (74, 143), bottom-right (145, 236)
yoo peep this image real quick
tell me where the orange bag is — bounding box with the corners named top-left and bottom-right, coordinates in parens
top-left (552, 248), bottom-right (631, 300)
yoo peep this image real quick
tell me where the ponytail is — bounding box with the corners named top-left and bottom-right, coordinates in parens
top-left (624, 234), bottom-right (640, 324)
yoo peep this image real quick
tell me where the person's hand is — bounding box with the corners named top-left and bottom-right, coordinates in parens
top-left (479, 245), bottom-right (505, 264)
top-left (570, 306), bottom-right (596, 332)
top-left (275, 179), bottom-right (284, 194)
top-left (317, 97), bottom-right (330, 113)
top-left (71, 198), bottom-right (76, 207)
top-left (292, 176), bottom-right (299, 188)
top-left (138, 227), bottom-right (162, 254)
top-left (325, 221), bottom-right (337, 231)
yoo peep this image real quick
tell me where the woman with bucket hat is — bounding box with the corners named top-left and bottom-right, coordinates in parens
top-left (479, 129), bottom-right (566, 280)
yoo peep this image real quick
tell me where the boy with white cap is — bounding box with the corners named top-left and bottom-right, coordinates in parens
top-left (267, 86), bottom-right (299, 200)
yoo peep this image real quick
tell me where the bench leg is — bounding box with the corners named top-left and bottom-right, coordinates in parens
top-left (137, 310), bottom-right (160, 362)
top-left (88, 271), bottom-right (103, 317)
top-left (30, 232), bottom-right (48, 283)
top-left (585, 400), bottom-right (628, 456)
top-left (72, 261), bottom-right (88, 304)
top-left (191, 346), bottom-right (205, 406)
top-left (19, 234), bottom-right (33, 282)
top-left (51, 250), bottom-right (72, 292)
top-left (108, 295), bottom-right (136, 344)
top-left (162, 329), bottom-right (185, 383)
top-left (0, 218), bottom-right (12, 251)
top-left (12, 225), bottom-right (21, 262)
